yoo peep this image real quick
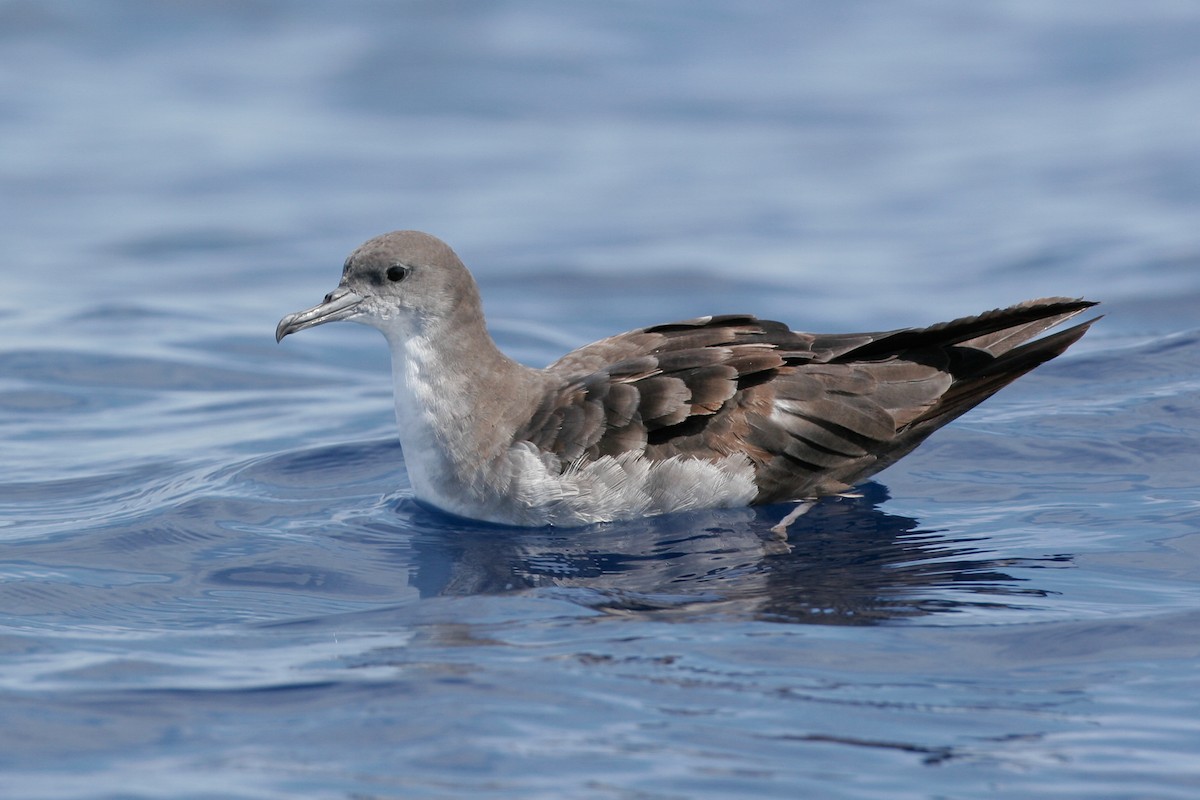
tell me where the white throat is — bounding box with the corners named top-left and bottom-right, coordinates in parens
top-left (381, 324), bottom-right (471, 511)
top-left (376, 313), bottom-right (535, 519)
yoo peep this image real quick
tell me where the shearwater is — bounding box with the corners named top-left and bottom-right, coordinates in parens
top-left (277, 231), bottom-right (1097, 529)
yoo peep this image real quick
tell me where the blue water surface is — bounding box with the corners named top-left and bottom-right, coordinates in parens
top-left (3, 2), bottom-right (1200, 798)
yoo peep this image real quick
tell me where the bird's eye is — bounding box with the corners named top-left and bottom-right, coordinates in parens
top-left (386, 265), bottom-right (410, 282)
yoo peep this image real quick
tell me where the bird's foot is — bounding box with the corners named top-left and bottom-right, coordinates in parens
top-left (766, 491), bottom-right (865, 549)
top-left (767, 499), bottom-right (817, 546)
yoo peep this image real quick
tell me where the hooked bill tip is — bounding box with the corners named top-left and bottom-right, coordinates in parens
top-left (275, 315), bottom-right (295, 343)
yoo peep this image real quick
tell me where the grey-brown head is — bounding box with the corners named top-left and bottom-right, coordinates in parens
top-left (275, 230), bottom-right (483, 342)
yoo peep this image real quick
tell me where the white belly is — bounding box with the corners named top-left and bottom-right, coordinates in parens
top-left (417, 444), bottom-right (760, 528)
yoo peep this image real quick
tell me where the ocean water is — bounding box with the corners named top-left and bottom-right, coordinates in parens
top-left (3, 2), bottom-right (1200, 798)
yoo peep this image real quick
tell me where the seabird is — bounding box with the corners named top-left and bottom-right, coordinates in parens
top-left (276, 230), bottom-right (1097, 529)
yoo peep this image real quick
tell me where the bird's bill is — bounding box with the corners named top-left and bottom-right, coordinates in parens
top-left (275, 287), bottom-right (365, 342)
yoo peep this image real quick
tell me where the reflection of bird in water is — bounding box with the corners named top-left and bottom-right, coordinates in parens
top-left (277, 231), bottom-right (1098, 531)
top-left (402, 483), bottom-right (1068, 625)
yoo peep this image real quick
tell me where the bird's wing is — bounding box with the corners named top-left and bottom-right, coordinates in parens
top-left (515, 299), bottom-right (1097, 502)
top-left (518, 315), bottom-right (817, 461)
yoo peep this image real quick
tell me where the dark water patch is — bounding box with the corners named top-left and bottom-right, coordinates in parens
top-left (110, 227), bottom-right (284, 260)
top-left (0, 350), bottom-right (307, 392)
top-left (0, 384), bottom-right (150, 418)
top-left (0, 572), bottom-right (175, 622)
top-left (761, 731), bottom-right (959, 766)
top-left (0, 388), bottom-right (89, 412)
top-left (239, 438), bottom-right (405, 491)
top-left (66, 304), bottom-right (183, 323)
top-left (0, 464), bottom-right (175, 514)
top-left (207, 564), bottom-right (359, 594)
top-left (1053, 328), bottom-right (1200, 381)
